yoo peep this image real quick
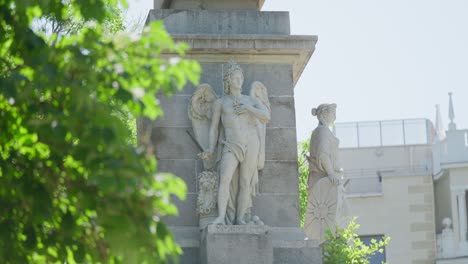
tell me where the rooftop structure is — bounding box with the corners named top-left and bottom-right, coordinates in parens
top-left (335, 118), bottom-right (434, 149)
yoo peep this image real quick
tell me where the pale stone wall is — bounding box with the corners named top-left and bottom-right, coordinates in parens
top-left (340, 145), bottom-right (436, 264)
top-left (445, 167), bottom-right (468, 247)
top-left (448, 167), bottom-right (468, 187)
top-left (434, 171), bottom-right (452, 233)
top-left (347, 174), bottom-right (436, 264)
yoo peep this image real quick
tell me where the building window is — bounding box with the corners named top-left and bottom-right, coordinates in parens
top-left (359, 235), bottom-right (386, 264)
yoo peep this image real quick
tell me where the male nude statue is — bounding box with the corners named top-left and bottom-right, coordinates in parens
top-left (199, 62), bottom-right (270, 225)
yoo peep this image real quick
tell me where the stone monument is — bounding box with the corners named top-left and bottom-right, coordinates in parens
top-left (304, 104), bottom-right (347, 242)
top-left (144, 1), bottom-right (320, 263)
top-left (192, 61), bottom-right (270, 227)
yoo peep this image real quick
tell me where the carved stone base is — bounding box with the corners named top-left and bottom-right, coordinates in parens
top-left (200, 225), bottom-right (273, 264)
top-left (304, 177), bottom-right (346, 242)
top-left (170, 226), bottom-right (322, 264)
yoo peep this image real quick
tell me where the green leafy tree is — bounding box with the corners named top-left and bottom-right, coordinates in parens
top-left (298, 139), bottom-right (310, 226)
top-left (323, 219), bottom-right (390, 264)
top-left (0, 0), bottom-right (200, 263)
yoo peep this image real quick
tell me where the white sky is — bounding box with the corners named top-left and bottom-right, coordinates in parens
top-left (126, 0), bottom-right (468, 141)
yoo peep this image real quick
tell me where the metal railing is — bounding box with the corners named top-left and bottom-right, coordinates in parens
top-left (344, 165), bottom-right (431, 195)
top-left (334, 118), bottom-right (434, 149)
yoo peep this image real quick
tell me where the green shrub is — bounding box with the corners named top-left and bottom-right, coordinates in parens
top-left (323, 219), bottom-right (390, 264)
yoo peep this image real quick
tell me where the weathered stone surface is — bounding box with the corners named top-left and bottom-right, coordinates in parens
top-left (154, 0), bottom-right (266, 10)
top-left (171, 226), bottom-right (200, 247)
top-left (269, 227), bottom-right (309, 242)
top-left (177, 248), bottom-right (200, 264)
top-left (268, 97), bottom-right (296, 128)
top-left (271, 227), bottom-right (322, 264)
top-left (242, 64), bottom-right (294, 97)
top-left (154, 95), bottom-right (296, 129)
top-left (265, 128), bottom-right (298, 161)
top-left (157, 159), bottom-right (197, 192)
top-left (168, 35), bottom-right (315, 86)
top-left (182, 63), bottom-right (294, 97)
top-left (259, 160), bottom-right (299, 194)
top-left (200, 225), bottom-right (273, 264)
top-left (252, 194), bottom-right (300, 227)
top-left (273, 247), bottom-right (322, 264)
top-left (147, 10), bottom-right (288, 34)
top-left (152, 127), bottom-right (198, 159)
top-left (163, 193), bottom-right (198, 226)
top-left (153, 95), bottom-right (191, 127)
top-left (168, 226), bottom-right (201, 263)
top-left (173, 226), bottom-right (322, 264)
top-left (177, 63), bottom-right (224, 96)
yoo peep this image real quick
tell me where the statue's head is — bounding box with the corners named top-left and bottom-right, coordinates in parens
top-left (312, 103), bottom-right (337, 126)
top-left (223, 60), bottom-right (244, 95)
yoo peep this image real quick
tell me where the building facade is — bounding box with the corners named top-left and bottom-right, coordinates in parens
top-left (335, 94), bottom-right (468, 264)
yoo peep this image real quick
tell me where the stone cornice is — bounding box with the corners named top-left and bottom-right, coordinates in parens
top-left (163, 34), bottom-right (318, 87)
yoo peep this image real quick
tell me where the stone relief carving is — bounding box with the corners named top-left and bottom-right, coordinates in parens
top-left (188, 60), bottom-right (271, 226)
top-left (196, 171), bottom-right (218, 216)
top-left (188, 84), bottom-right (218, 171)
top-left (188, 84), bottom-right (219, 224)
top-left (304, 103), bottom-right (347, 242)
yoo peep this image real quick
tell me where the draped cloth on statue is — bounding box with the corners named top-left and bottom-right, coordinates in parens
top-left (305, 121), bottom-right (348, 241)
top-left (222, 131), bottom-right (263, 224)
top-left (308, 126), bottom-right (340, 189)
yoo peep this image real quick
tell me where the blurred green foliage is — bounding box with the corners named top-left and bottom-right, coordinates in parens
top-left (0, 0), bottom-right (200, 263)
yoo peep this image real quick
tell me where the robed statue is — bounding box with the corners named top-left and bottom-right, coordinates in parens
top-left (188, 60), bottom-right (270, 225)
top-left (304, 103), bottom-right (348, 242)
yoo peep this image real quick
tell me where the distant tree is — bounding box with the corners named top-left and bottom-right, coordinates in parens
top-left (0, 0), bottom-right (200, 263)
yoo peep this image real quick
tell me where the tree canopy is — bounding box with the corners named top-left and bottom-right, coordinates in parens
top-left (0, 0), bottom-right (200, 263)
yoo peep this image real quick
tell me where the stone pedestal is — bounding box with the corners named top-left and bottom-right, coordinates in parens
top-left (201, 225), bottom-right (272, 264)
top-left (171, 226), bottom-right (322, 264)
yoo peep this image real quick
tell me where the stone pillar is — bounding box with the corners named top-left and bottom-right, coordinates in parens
top-left (457, 191), bottom-right (468, 255)
top-left (457, 192), bottom-right (467, 241)
top-left (144, 2), bottom-right (320, 263)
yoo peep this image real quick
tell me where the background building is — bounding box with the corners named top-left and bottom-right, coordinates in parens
top-left (335, 94), bottom-right (468, 264)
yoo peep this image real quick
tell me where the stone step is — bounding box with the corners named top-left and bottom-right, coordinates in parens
top-left (169, 226), bottom-right (322, 264)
